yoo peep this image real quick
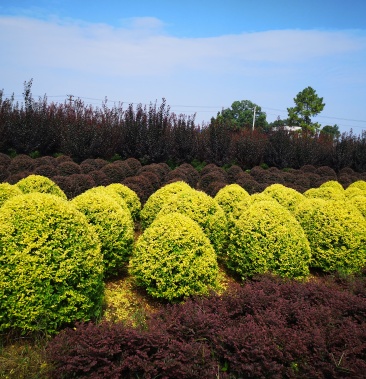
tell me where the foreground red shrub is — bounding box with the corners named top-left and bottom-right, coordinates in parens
top-left (47, 275), bottom-right (366, 379)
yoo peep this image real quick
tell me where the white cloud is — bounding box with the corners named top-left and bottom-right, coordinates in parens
top-left (1, 15), bottom-right (365, 130)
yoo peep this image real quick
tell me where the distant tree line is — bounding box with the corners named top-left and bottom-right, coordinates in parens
top-left (1, 81), bottom-right (366, 171)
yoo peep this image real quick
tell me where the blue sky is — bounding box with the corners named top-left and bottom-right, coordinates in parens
top-left (1, 1), bottom-right (366, 133)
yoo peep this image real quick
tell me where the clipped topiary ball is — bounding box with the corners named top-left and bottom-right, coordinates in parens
top-left (350, 195), bottom-right (366, 219)
top-left (304, 186), bottom-right (346, 201)
top-left (105, 183), bottom-right (141, 221)
top-left (129, 212), bottom-right (219, 301)
top-left (347, 180), bottom-right (366, 192)
top-left (15, 174), bottom-right (67, 199)
top-left (214, 184), bottom-right (250, 215)
top-left (71, 188), bottom-right (134, 278)
top-left (0, 193), bottom-right (104, 334)
top-left (263, 183), bottom-right (304, 211)
top-left (294, 198), bottom-right (366, 274)
top-left (226, 200), bottom-right (311, 280)
top-left (0, 183), bottom-right (23, 207)
top-left (157, 189), bottom-right (228, 254)
top-left (140, 181), bottom-right (193, 229)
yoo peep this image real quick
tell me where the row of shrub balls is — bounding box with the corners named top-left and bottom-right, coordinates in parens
top-left (1, 152), bottom-right (366, 202)
top-left (0, 170), bottom-right (366, 334)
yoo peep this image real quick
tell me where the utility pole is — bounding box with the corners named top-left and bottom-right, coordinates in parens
top-left (252, 106), bottom-right (257, 131)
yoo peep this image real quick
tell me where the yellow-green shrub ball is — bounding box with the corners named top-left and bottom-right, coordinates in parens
top-left (0, 183), bottom-right (22, 207)
top-left (129, 212), bottom-right (218, 301)
top-left (16, 174), bottom-right (67, 199)
top-left (0, 193), bottom-right (104, 334)
top-left (227, 200), bottom-right (311, 280)
top-left (214, 184), bottom-right (250, 215)
top-left (294, 198), bottom-right (366, 274)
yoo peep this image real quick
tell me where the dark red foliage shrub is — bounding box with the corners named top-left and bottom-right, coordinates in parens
top-left (199, 163), bottom-right (220, 176)
top-left (226, 165), bottom-right (244, 183)
top-left (249, 165), bottom-right (266, 181)
top-left (175, 163), bottom-right (199, 187)
top-left (57, 161), bottom-right (82, 176)
top-left (54, 155), bottom-right (73, 165)
top-left (281, 171), bottom-right (297, 185)
top-left (5, 171), bottom-right (32, 184)
top-left (47, 275), bottom-right (366, 379)
top-left (7, 154), bottom-right (36, 174)
top-left (138, 163), bottom-right (168, 181)
top-left (337, 175), bottom-right (352, 189)
top-left (51, 176), bottom-right (72, 198)
top-left (111, 160), bottom-right (134, 178)
top-left (315, 166), bottom-right (337, 180)
top-left (0, 165), bottom-right (9, 182)
top-left (122, 175), bottom-right (154, 204)
top-left (100, 163), bottom-right (128, 184)
top-left (300, 164), bottom-right (317, 173)
top-left (303, 172), bottom-right (321, 187)
top-left (0, 152), bottom-right (11, 167)
top-left (80, 162), bottom-right (96, 174)
top-left (124, 158), bottom-right (142, 174)
top-left (164, 169), bottom-right (190, 186)
top-left (34, 164), bottom-right (58, 178)
top-left (198, 171), bottom-right (228, 191)
top-left (339, 167), bottom-right (355, 176)
top-left (67, 174), bottom-right (96, 198)
top-left (88, 170), bottom-right (110, 186)
top-left (139, 171), bottom-right (161, 191)
top-left (34, 156), bottom-right (55, 167)
top-left (236, 173), bottom-right (265, 194)
top-left (206, 181), bottom-right (228, 197)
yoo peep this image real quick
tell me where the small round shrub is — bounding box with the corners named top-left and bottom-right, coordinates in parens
top-left (129, 212), bottom-right (219, 301)
top-left (105, 183), bottom-right (141, 221)
top-left (226, 200), bottom-right (311, 280)
top-left (314, 166), bottom-right (337, 180)
top-left (5, 171), bottom-right (32, 185)
top-left (67, 173), bottom-right (96, 198)
top-left (176, 163), bottom-right (199, 187)
top-left (235, 174), bottom-right (265, 195)
top-left (293, 198), bottom-right (366, 274)
top-left (263, 183), bottom-right (304, 211)
top-left (347, 180), bottom-right (366, 192)
top-left (164, 169), bottom-right (189, 186)
top-left (7, 155), bottom-right (35, 174)
top-left (206, 181), bottom-right (228, 197)
top-left (57, 161), bottom-right (82, 176)
top-left (157, 189), bottom-right (228, 254)
top-left (0, 193), bottom-right (104, 333)
top-left (54, 155), bottom-right (73, 165)
top-left (300, 164), bottom-right (316, 173)
top-left (34, 164), bottom-right (58, 178)
top-left (138, 164), bottom-right (167, 181)
top-left (304, 186), bottom-right (346, 201)
top-left (71, 189), bottom-right (134, 278)
top-left (100, 163), bottom-right (128, 184)
top-left (226, 165), bottom-right (244, 183)
top-left (15, 174), bottom-right (67, 199)
top-left (139, 170), bottom-right (161, 191)
top-left (198, 171), bottom-right (228, 192)
top-left (124, 158), bottom-right (142, 174)
top-left (35, 156), bottom-right (55, 167)
top-left (51, 176), bottom-right (72, 198)
top-left (111, 160), bottom-right (134, 178)
top-left (214, 184), bottom-right (250, 216)
top-left (319, 180), bottom-right (344, 191)
top-left (140, 181), bottom-right (193, 229)
top-left (88, 170), bottom-right (109, 186)
top-left (344, 186), bottom-right (365, 199)
top-left (0, 183), bottom-right (23, 207)
top-left (122, 175), bottom-right (155, 204)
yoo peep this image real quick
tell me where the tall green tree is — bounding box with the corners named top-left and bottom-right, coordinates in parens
top-left (287, 87), bottom-right (325, 132)
top-left (214, 100), bottom-right (267, 130)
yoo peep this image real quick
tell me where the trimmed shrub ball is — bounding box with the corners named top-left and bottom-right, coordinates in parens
top-left (304, 186), bottom-right (346, 201)
top-left (34, 164), bottom-right (58, 178)
top-left (347, 180), bottom-right (366, 192)
top-left (56, 161), bottom-right (82, 176)
top-left (0, 183), bottom-right (23, 207)
top-left (7, 154), bottom-right (35, 174)
top-left (263, 183), bottom-right (304, 212)
top-left (294, 198), bottom-right (366, 274)
top-left (226, 200), bottom-right (311, 280)
top-left (129, 212), bottom-right (219, 301)
top-left (350, 195), bottom-right (366, 219)
top-left (156, 189), bottom-right (228, 254)
top-left (140, 181), bottom-right (193, 229)
top-left (71, 188), bottom-right (134, 278)
top-left (15, 174), bottom-right (67, 199)
top-left (105, 183), bottom-right (141, 221)
top-left (0, 193), bottom-right (104, 334)
top-left (214, 184), bottom-right (250, 216)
